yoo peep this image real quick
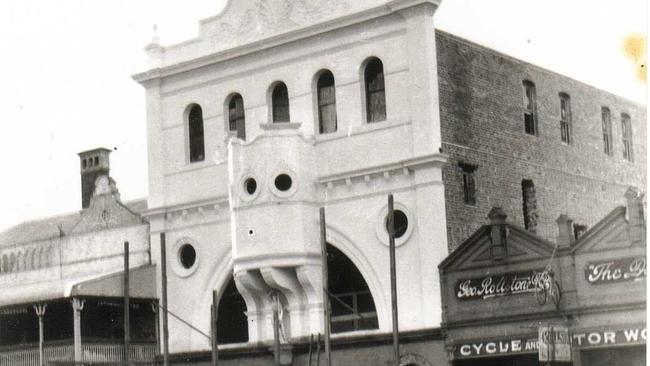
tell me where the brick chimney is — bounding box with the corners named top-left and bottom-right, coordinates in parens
top-left (556, 214), bottom-right (574, 247)
top-left (487, 207), bottom-right (508, 260)
top-left (625, 187), bottom-right (645, 245)
top-left (78, 148), bottom-right (112, 209)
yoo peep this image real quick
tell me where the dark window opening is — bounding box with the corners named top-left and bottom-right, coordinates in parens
top-left (93, 156), bottom-right (99, 166)
top-left (521, 179), bottom-right (538, 233)
top-left (82, 159), bottom-right (87, 169)
top-left (573, 224), bottom-right (588, 240)
top-left (81, 299), bottom-right (156, 342)
top-left (386, 210), bottom-right (408, 238)
top-left (622, 113), bottom-right (634, 162)
top-left (559, 93), bottom-right (572, 144)
top-left (459, 163), bottom-right (477, 205)
top-left (364, 58), bottom-right (386, 123)
top-left (179, 244), bottom-right (196, 269)
top-left (523, 81), bottom-right (537, 135)
top-left (602, 107), bottom-right (613, 155)
top-left (317, 71), bottom-right (337, 134)
top-left (228, 94), bottom-right (246, 140)
top-left (274, 174), bottom-right (292, 191)
top-left (188, 105), bottom-right (205, 162)
top-left (244, 178), bottom-right (257, 195)
top-left (327, 244), bottom-right (378, 333)
top-left (272, 83), bottom-right (290, 123)
top-left (217, 278), bottom-right (249, 344)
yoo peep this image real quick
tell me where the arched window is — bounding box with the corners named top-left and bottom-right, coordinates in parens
top-left (228, 94), bottom-right (246, 140)
top-left (317, 71), bottom-right (337, 133)
top-left (364, 58), bottom-right (386, 123)
top-left (327, 244), bottom-right (378, 333)
top-left (217, 277), bottom-right (248, 344)
top-left (272, 82), bottom-right (290, 123)
top-left (602, 107), bottom-right (613, 155)
top-left (523, 80), bottom-right (537, 135)
top-left (188, 104), bottom-right (205, 163)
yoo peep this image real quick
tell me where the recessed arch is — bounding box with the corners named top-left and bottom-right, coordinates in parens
top-left (327, 243), bottom-right (378, 333)
top-left (216, 276), bottom-right (249, 344)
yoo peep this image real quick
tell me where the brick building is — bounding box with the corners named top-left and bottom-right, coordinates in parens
top-left (0, 0), bottom-right (645, 365)
top-left (437, 31), bottom-right (646, 250)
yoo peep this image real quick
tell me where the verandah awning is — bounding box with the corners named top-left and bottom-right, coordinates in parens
top-left (0, 265), bottom-right (156, 308)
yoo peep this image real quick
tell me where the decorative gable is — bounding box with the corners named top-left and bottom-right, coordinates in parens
top-left (440, 207), bottom-right (555, 273)
top-left (70, 176), bottom-right (144, 235)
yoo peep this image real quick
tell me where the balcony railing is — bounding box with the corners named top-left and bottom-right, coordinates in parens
top-left (0, 340), bottom-right (156, 366)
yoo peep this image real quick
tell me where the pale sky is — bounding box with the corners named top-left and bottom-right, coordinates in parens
top-left (0, 0), bottom-right (646, 231)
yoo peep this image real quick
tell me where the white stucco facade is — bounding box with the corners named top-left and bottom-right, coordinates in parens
top-left (134, 0), bottom-right (449, 352)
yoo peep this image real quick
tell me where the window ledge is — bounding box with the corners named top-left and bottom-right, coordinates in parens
top-left (315, 118), bottom-right (410, 144)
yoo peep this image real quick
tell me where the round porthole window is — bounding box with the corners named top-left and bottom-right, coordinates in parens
top-left (386, 210), bottom-right (409, 238)
top-left (179, 244), bottom-right (196, 269)
top-left (244, 178), bottom-right (257, 195)
top-left (274, 174), bottom-right (292, 191)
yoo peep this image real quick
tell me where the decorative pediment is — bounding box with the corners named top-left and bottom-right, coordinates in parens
top-left (573, 207), bottom-right (637, 254)
top-left (440, 223), bottom-right (556, 273)
top-left (70, 176), bottom-right (144, 235)
top-left (197, 0), bottom-right (356, 51)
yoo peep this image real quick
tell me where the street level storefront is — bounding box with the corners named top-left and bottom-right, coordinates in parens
top-left (439, 188), bottom-right (646, 366)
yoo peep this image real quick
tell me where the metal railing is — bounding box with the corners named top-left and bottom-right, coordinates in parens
top-left (0, 341), bottom-right (156, 366)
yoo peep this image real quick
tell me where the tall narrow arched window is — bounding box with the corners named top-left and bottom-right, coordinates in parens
top-left (523, 80), bottom-right (537, 135)
top-left (188, 104), bottom-right (205, 163)
top-left (621, 113), bottom-right (634, 162)
top-left (327, 244), bottom-right (378, 333)
top-left (272, 82), bottom-right (290, 123)
top-left (364, 58), bottom-right (386, 123)
top-left (602, 107), bottom-right (613, 156)
top-left (228, 94), bottom-right (246, 140)
top-left (317, 71), bottom-right (337, 133)
top-left (559, 93), bottom-right (572, 144)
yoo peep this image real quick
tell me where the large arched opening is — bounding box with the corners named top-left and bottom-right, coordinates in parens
top-left (327, 244), bottom-right (379, 333)
top-left (216, 277), bottom-right (248, 344)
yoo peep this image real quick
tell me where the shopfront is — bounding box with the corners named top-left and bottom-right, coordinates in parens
top-left (439, 191), bottom-right (646, 366)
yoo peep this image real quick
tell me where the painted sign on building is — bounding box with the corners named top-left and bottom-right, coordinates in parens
top-left (455, 269), bottom-right (545, 300)
top-left (572, 326), bottom-right (647, 348)
top-left (584, 256), bottom-right (646, 284)
top-left (538, 326), bottom-right (571, 362)
top-left (454, 336), bottom-right (540, 358)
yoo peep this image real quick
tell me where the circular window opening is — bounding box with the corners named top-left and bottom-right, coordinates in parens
top-left (386, 210), bottom-right (408, 238)
top-left (274, 174), bottom-right (293, 191)
top-left (244, 178), bottom-right (257, 195)
top-left (179, 244), bottom-right (196, 269)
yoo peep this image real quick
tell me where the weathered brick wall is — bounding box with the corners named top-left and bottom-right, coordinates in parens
top-left (435, 30), bottom-right (647, 250)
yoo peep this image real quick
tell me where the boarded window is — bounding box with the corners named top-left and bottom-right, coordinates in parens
top-left (602, 107), bottom-right (613, 155)
top-left (622, 113), bottom-right (634, 162)
top-left (188, 104), bottom-right (205, 163)
top-left (364, 58), bottom-right (386, 123)
top-left (228, 94), bottom-right (246, 140)
top-left (272, 82), bottom-right (290, 123)
top-left (560, 93), bottom-right (572, 144)
top-left (317, 71), bottom-right (337, 134)
top-left (459, 163), bottom-right (477, 205)
top-left (523, 81), bottom-right (537, 135)
top-left (522, 179), bottom-right (538, 233)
